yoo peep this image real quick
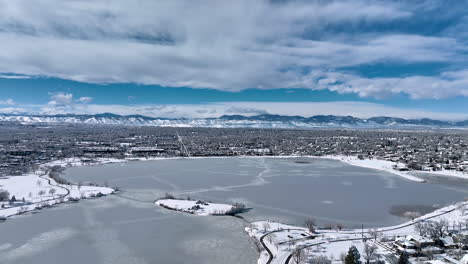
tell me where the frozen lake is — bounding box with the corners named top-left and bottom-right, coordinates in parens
top-left (0, 157), bottom-right (466, 264)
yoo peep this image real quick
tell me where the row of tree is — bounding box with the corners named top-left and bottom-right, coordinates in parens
top-left (291, 244), bottom-right (410, 264)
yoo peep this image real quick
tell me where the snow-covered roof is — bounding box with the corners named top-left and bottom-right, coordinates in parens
top-left (407, 234), bottom-right (434, 243)
top-left (395, 237), bottom-right (416, 248)
top-left (440, 236), bottom-right (455, 246)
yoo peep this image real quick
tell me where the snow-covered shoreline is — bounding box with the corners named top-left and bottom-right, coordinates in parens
top-left (316, 155), bottom-right (426, 182)
top-left (246, 200), bottom-right (468, 264)
top-left (0, 158), bottom-right (117, 220)
top-left (140, 155), bottom-right (468, 182)
top-left (317, 155), bottom-right (468, 182)
top-left (57, 154), bottom-right (467, 183)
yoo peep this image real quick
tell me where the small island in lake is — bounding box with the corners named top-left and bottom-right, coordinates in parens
top-left (155, 195), bottom-right (247, 216)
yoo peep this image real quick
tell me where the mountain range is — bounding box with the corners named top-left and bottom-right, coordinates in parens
top-left (0, 113), bottom-right (467, 129)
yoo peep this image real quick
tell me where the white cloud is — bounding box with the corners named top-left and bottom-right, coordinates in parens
top-left (0, 99), bottom-right (16, 105)
top-left (46, 93), bottom-right (93, 110)
top-left (318, 70), bottom-right (468, 99)
top-left (1, 0), bottom-right (466, 99)
top-left (35, 102), bottom-right (468, 121)
top-left (77, 97), bottom-right (93, 104)
top-left (0, 74), bottom-right (31, 79)
top-left (0, 107), bottom-right (27, 114)
top-left (48, 93), bottom-right (73, 107)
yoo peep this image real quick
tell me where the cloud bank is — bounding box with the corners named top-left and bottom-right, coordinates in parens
top-left (0, 0), bottom-right (467, 99)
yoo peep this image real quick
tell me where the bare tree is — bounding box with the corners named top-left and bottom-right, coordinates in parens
top-left (415, 219), bottom-right (448, 239)
top-left (457, 204), bottom-right (465, 216)
top-left (305, 217), bottom-right (316, 233)
top-left (403, 211), bottom-right (421, 221)
top-left (386, 255), bottom-right (399, 264)
top-left (262, 222), bottom-right (271, 232)
top-left (432, 219), bottom-right (449, 238)
top-left (453, 249), bottom-right (464, 260)
top-left (424, 219), bottom-right (448, 240)
top-left (49, 188), bottom-right (56, 197)
top-left (291, 247), bottom-right (305, 264)
top-left (368, 228), bottom-right (381, 241)
top-left (0, 189), bottom-right (10, 201)
top-left (363, 243), bottom-right (378, 264)
top-left (414, 221), bottom-right (425, 236)
top-left (266, 233), bottom-right (276, 244)
top-left (163, 192), bottom-right (175, 199)
top-left (225, 203), bottom-right (246, 215)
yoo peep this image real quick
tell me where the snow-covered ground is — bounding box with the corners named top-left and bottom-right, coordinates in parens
top-left (44, 157), bottom-right (126, 168)
top-left (0, 158), bottom-right (117, 220)
top-left (318, 155), bottom-right (426, 182)
top-left (318, 155), bottom-right (468, 182)
top-left (413, 169), bottom-right (468, 180)
top-left (155, 199), bottom-right (237, 216)
top-left (246, 200), bottom-right (468, 264)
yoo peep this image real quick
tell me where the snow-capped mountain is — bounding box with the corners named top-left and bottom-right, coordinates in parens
top-left (0, 113), bottom-right (467, 129)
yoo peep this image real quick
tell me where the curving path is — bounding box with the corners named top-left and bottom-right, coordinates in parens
top-left (0, 172), bottom-right (71, 219)
top-left (259, 228), bottom-right (311, 264)
top-left (283, 201), bottom-right (468, 264)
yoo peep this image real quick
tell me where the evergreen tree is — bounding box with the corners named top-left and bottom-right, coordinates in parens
top-left (9, 195), bottom-right (17, 204)
top-left (345, 246), bottom-right (362, 264)
top-left (398, 252), bottom-right (409, 264)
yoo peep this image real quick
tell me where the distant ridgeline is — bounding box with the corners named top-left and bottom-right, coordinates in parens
top-left (0, 113), bottom-right (467, 129)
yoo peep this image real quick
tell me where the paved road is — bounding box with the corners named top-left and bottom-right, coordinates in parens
top-left (259, 228), bottom-right (311, 264)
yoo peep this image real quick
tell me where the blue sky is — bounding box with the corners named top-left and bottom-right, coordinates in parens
top-left (0, 0), bottom-right (467, 119)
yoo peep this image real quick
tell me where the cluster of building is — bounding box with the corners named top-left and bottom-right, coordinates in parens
top-left (1, 123), bottom-right (468, 177)
top-left (394, 232), bottom-right (468, 257)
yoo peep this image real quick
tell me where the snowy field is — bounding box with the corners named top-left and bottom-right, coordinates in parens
top-left (0, 158), bottom-right (117, 219)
